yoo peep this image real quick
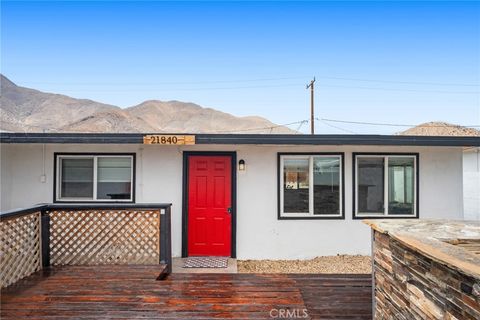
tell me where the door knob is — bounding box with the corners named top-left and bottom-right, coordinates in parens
top-left (227, 207), bottom-right (232, 214)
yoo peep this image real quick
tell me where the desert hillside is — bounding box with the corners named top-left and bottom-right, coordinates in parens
top-left (0, 74), bottom-right (294, 134)
top-left (399, 122), bottom-right (479, 136)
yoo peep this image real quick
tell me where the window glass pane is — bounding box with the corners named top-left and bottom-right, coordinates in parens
top-left (97, 157), bottom-right (132, 200)
top-left (357, 157), bottom-right (384, 213)
top-left (388, 157), bottom-right (415, 215)
top-left (283, 158), bottom-right (309, 213)
top-left (61, 158), bottom-right (94, 198)
top-left (313, 157), bottom-right (340, 215)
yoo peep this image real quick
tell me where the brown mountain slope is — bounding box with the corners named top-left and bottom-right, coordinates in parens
top-left (127, 100), bottom-right (293, 133)
top-left (0, 74), bottom-right (294, 133)
top-left (399, 122), bottom-right (479, 137)
top-left (1, 74), bottom-right (121, 132)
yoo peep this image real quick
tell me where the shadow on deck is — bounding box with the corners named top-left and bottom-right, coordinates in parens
top-left (1, 265), bottom-right (372, 319)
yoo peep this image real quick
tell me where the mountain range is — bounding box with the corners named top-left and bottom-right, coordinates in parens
top-left (0, 74), bottom-right (293, 134)
top-left (2, 75), bottom-right (477, 137)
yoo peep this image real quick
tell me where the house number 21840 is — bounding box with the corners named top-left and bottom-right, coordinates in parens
top-left (143, 135), bottom-right (196, 145)
top-left (152, 135), bottom-right (177, 144)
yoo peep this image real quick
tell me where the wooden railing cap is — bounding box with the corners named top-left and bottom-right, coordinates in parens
top-left (1, 203), bottom-right (172, 221)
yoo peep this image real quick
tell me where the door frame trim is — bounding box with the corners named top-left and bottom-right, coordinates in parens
top-left (182, 151), bottom-right (237, 258)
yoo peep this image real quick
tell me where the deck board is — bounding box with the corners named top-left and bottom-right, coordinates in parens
top-left (1, 266), bottom-right (372, 319)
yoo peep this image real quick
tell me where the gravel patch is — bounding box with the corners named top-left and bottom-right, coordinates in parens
top-left (238, 255), bottom-right (371, 274)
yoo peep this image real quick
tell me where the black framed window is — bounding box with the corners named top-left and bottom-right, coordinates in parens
top-left (278, 153), bottom-right (344, 219)
top-left (354, 153), bottom-right (418, 218)
top-left (55, 154), bottom-right (135, 202)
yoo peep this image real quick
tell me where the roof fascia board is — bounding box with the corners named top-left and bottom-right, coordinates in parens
top-left (0, 133), bottom-right (479, 147)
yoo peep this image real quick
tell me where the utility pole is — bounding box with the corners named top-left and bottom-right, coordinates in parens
top-left (306, 77), bottom-right (316, 134)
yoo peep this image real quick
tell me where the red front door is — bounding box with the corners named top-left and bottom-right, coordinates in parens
top-left (187, 155), bottom-right (232, 256)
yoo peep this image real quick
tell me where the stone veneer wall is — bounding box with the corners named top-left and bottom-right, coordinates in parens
top-left (373, 231), bottom-right (480, 320)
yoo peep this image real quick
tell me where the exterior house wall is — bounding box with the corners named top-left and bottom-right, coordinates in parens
top-left (0, 143), bottom-right (464, 259)
top-left (0, 144), bottom-right (12, 210)
top-left (463, 148), bottom-right (480, 220)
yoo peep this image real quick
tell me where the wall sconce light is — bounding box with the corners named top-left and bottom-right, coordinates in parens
top-left (238, 159), bottom-right (246, 171)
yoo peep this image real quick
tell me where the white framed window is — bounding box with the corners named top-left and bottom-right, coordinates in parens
top-left (55, 154), bottom-right (135, 202)
top-left (354, 153), bottom-right (418, 218)
top-left (278, 153), bottom-right (344, 219)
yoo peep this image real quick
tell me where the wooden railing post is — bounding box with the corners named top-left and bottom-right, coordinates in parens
top-left (41, 210), bottom-right (50, 269)
top-left (159, 205), bottom-right (172, 278)
top-left (165, 206), bottom-right (172, 274)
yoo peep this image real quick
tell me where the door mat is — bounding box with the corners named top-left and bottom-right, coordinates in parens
top-left (183, 257), bottom-right (228, 268)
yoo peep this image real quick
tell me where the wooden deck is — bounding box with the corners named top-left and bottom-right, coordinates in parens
top-left (1, 265), bottom-right (372, 319)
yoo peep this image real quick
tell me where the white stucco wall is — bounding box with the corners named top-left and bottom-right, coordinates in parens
top-left (0, 144), bottom-right (12, 210)
top-left (0, 143), bottom-right (464, 259)
top-left (463, 148), bottom-right (480, 220)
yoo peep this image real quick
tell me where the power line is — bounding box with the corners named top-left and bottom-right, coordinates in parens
top-left (2, 119), bottom-right (308, 134)
top-left (295, 120), bottom-right (309, 133)
top-left (5, 118), bottom-right (479, 134)
top-left (26, 83), bottom-right (480, 94)
top-left (35, 83), bottom-right (303, 93)
top-left (316, 118), bottom-right (357, 134)
top-left (321, 118), bottom-right (480, 128)
top-left (15, 75), bottom-right (480, 94)
top-left (18, 75), bottom-right (479, 87)
top-left (18, 76), bottom-right (309, 86)
top-left (316, 76), bottom-right (479, 87)
top-left (319, 84), bottom-right (480, 95)
top-left (210, 119), bottom-right (309, 134)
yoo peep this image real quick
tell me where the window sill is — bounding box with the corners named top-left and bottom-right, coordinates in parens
top-left (352, 214), bottom-right (418, 220)
top-left (54, 199), bottom-right (135, 204)
top-left (278, 215), bottom-right (345, 220)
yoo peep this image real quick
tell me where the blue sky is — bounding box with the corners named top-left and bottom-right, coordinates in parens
top-left (2, 1), bottom-right (479, 134)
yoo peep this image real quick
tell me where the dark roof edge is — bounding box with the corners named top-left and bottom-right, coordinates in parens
top-left (0, 132), bottom-right (479, 147)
